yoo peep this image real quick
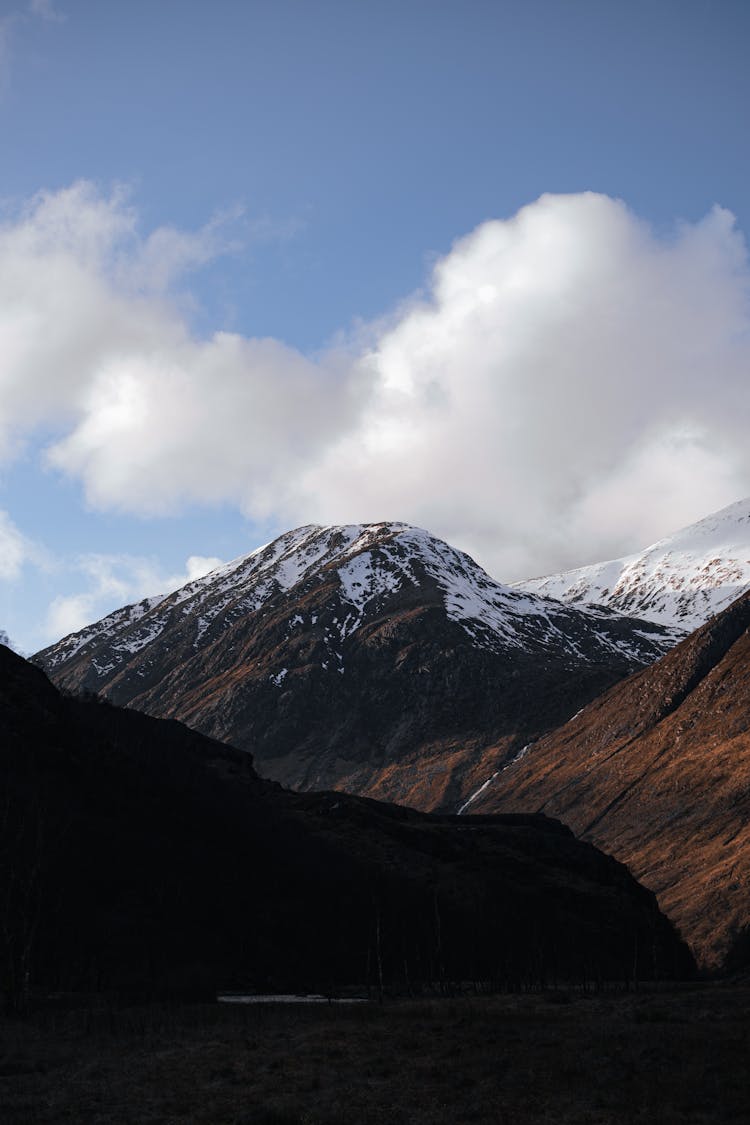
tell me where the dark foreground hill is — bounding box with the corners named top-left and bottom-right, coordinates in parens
top-left (0, 644), bottom-right (692, 1009)
top-left (469, 590), bottom-right (750, 969)
top-left (33, 523), bottom-right (677, 811)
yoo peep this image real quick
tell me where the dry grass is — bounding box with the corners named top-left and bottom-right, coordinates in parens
top-left (1, 984), bottom-right (749, 1124)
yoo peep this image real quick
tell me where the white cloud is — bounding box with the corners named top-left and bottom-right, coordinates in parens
top-left (45, 334), bottom-right (357, 516)
top-left (296, 194), bottom-right (750, 576)
top-left (179, 555), bottom-right (224, 583)
top-left (2, 184), bottom-right (750, 582)
top-left (0, 182), bottom-right (356, 509)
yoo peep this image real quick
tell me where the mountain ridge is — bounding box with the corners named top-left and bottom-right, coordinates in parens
top-left (41, 521), bottom-right (678, 672)
top-left (515, 497), bottom-right (750, 631)
top-left (34, 521), bottom-right (676, 810)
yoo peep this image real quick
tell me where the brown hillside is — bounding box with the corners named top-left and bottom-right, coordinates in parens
top-left (471, 591), bottom-right (750, 968)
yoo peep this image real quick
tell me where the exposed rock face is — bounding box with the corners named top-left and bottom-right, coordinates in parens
top-left (468, 590), bottom-right (750, 968)
top-left (33, 523), bottom-right (676, 810)
top-left (0, 643), bottom-right (694, 1001)
top-left (516, 497), bottom-right (750, 631)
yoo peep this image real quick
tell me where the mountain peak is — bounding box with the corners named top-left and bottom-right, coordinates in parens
top-left (516, 497), bottom-right (750, 631)
top-left (37, 519), bottom-right (675, 674)
top-left (35, 520), bottom-right (677, 810)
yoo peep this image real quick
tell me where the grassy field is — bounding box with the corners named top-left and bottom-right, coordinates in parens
top-left (1, 984), bottom-right (748, 1124)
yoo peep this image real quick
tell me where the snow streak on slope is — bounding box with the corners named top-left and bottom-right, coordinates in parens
top-left (516, 498), bottom-right (750, 632)
top-left (38, 522), bottom-right (676, 681)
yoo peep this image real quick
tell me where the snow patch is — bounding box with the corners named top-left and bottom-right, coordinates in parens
top-left (457, 772), bottom-right (500, 815)
top-left (457, 743), bottom-right (534, 815)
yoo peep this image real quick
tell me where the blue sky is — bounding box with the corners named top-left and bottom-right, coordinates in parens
top-left (1, 0), bottom-right (750, 652)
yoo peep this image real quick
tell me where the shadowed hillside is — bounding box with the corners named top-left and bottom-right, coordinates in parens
top-left (0, 644), bottom-right (692, 1010)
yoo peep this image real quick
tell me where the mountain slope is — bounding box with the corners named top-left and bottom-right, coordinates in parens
top-left (516, 497), bottom-right (750, 631)
top-left (0, 643), bottom-right (693, 1005)
top-left (467, 589), bottom-right (750, 968)
top-left (34, 522), bottom-right (677, 810)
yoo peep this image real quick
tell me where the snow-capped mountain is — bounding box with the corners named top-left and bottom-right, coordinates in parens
top-left (516, 498), bottom-right (750, 632)
top-left (35, 522), bottom-right (676, 810)
top-left (41, 521), bottom-right (676, 674)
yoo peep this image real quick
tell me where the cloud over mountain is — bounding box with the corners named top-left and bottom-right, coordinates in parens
top-left (1, 183), bottom-right (749, 579)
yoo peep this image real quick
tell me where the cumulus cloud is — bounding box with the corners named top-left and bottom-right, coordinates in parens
top-left (45, 551), bottom-right (225, 640)
top-left (296, 194), bottom-right (750, 575)
top-left (2, 183), bottom-right (750, 580)
top-left (0, 182), bottom-right (359, 510)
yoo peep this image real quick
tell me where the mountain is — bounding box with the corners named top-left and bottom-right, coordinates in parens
top-left (33, 522), bottom-right (677, 811)
top-left (0, 643), bottom-right (693, 1008)
top-left (466, 589), bottom-right (750, 969)
top-left (516, 497), bottom-right (750, 632)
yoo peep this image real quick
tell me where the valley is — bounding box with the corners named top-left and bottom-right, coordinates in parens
top-left (2, 985), bottom-right (750, 1124)
top-left (28, 499), bottom-right (750, 978)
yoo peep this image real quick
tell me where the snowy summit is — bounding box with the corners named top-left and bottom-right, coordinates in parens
top-left (515, 498), bottom-right (750, 633)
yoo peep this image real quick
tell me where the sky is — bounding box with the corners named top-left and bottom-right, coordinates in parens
top-left (1, 0), bottom-right (750, 653)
